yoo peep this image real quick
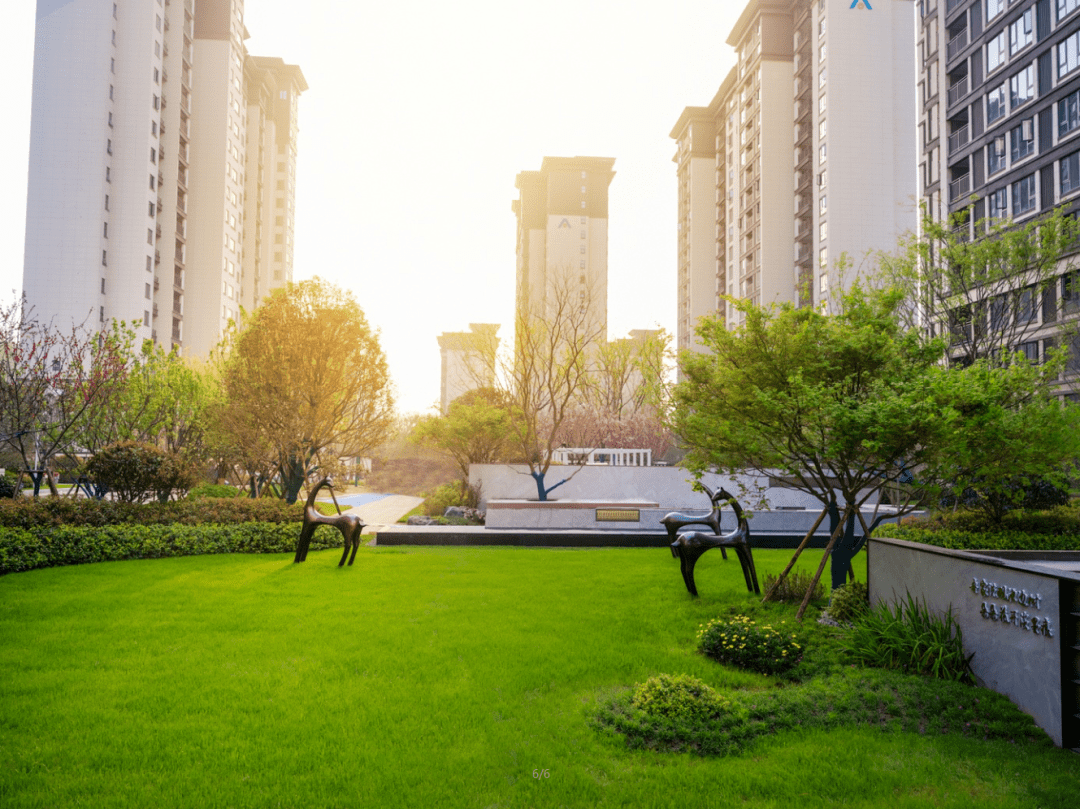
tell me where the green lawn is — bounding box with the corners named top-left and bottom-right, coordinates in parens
top-left (0, 546), bottom-right (1076, 808)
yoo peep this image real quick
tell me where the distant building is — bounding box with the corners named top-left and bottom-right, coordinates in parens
top-left (512, 156), bottom-right (616, 341)
top-left (23, 0), bottom-right (304, 356)
top-left (671, 0), bottom-right (916, 352)
top-left (437, 323), bottom-right (499, 413)
top-left (919, 0), bottom-right (1080, 370)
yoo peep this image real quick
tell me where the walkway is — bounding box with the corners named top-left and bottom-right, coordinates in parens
top-left (317, 492), bottom-right (424, 529)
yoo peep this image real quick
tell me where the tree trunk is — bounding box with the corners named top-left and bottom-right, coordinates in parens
top-left (281, 458), bottom-right (306, 504)
top-left (761, 504), bottom-right (829, 603)
top-left (795, 505), bottom-right (851, 621)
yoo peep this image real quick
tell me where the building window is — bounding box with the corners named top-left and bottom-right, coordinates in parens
top-left (819, 194), bottom-right (827, 214)
top-left (1061, 0), bottom-right (1080, 21)
top-left (145, 283), bottom-right (151, 300)
top-left (818, 69), bottom-right (826, 88)
top-left (144, 311), bottom-right (150, 327)
top-left (150, 148), bottom-right (156, 164)
top-left (108, 111), bottom-right (113, 127)
top-left (819, 118), bottom-right (827, 139)
top-left (101, 278), bottom-right (106, 294)
top-left (818, 247), bottom-right (828, 267)
top-left (819, 221), bottom-right (828, 241)
top-left (1009, 64), bottom-right (1034, 108)
top-left (987, 31), bottom-right (1006, 74)
top-left (102, 250), bottom-right (107, 266)
top-left (1061, 151), bottom-right (1080, 195)
top-left (1016, 286), bottom-right (1037, 324)
top-left (819, 93), bottom-right (826, 114)
top-left (1012, 173), bottom-right (1037, 215)
top-left (988, 186), bottom-right (1008, 220)
top-left (987, 0), bottom-right (1004, 21)
top-left (109, 85), bottom-right (113, 100)
top-left (818, 143), bottom-right (827, 163)
top-left (104, 194), bottom-right (109, 211)
top-left (1010, 118), bottom-right (1035, 162)
top-left (1059, 31), bottom-right (1080, 78)
top-left (1009, 9), bottom-right (1033, 55)
top-left (147, 228), bottom-right (154, 245)
top-left (987, 83), bottom-right (1007, 124)
top-left (150, 174), bottom-right (155, 190)
top-left (103, 222), bottom-right (108, 238)
top-left (1060, 89), bottom-right (1080, 138)
top-left (149, 202), bottom-right (156, 217)
top-left (105, 167), bottom-right (111, 183)
top-left (154, 68), bottom-right (159, 84)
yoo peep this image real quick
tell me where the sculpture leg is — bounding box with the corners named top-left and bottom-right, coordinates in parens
top-left (347, 528), bottom-right (363, 565)
top-left (295, 523), bottom-right (315, 563)
top-left (733, 544), bottom-right (760, 595)
top-left (337, 526), bottom-right (351, 567)
top-left (679, 549), bottom-right (700, 597)
top-left (719, 547), bottom-right (728, 560)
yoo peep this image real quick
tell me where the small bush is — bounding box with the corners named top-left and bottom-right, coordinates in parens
top-left (763, 569), bottom-right (824, 603)
top-left (86, 442), bottom-right (197, 503)
top-left (630, 674), bottom-right (730, 723)
top-left (843, 592), bottom-right (974, 683)
top-left (828, 581), bottom-right (869, 624)
top-left (697, 615), bottom-right (802, 676)
top-left (420, 482), bottom-right (477, 517)
top-left (0, 476), bottom-right (17, 499)
top-left (189, 483), bottom-right (243, 499)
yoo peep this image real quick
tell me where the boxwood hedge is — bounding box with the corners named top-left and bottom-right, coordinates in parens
top-left (0, 521), bottom-right (346, 575)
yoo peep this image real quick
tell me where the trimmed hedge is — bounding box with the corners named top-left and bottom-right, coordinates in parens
top-left (0, 497), bottom-right (305, 529)
top-left (889, 504), bottom-right (1080, 552)
top-left (888, 525), bottom-right (1080, 551)
top-left (0, 522), bottom-right (346, 575)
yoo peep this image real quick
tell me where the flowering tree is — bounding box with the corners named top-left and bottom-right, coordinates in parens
top-left (0, 298), bottom-right (132, 496)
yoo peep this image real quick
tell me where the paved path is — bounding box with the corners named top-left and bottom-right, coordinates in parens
top-left (325, 493), bottom-right (424, 529)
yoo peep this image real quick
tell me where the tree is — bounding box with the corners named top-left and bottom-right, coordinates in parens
top-left (79, 340), bottom-right (219, 466)
top-left (494, 271), bottom-right (607, 500)
top-left (410, 387), bottom-right (515, 493)
top-left (674, 284), bottom-right (951, 618)
top-left (0, 299), bottom-right (131, 496)
top-left (217, 278), bottom-right (395, 504)
top-left (926, 353), bottom-right (1080, 524)
top-left (878, 205), bottom-right (1080, 367)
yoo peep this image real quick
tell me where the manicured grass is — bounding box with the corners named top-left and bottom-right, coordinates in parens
top-left (0, 547), bottom-right (1076, 808)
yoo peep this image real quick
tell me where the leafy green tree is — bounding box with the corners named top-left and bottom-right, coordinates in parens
top-left (217, 278), bottom-right (394, 504)
top-left (410, 387), bottom-right (514, 494)
top-left (927, 354), bottom-right (1080, 524)
top-left (674, 284), bottom-right (950, 617)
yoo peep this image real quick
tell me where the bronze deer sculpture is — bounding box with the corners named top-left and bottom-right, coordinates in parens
top-left (294, 478), bottom-right (366, 566)
top-left (669, 487), bottom-right (760, 596)
top-left (660, 483), bottom-right (729, 560)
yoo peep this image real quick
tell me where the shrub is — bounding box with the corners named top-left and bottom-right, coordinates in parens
top-left (842, 592), bottom-right (974, 683)
top-left (420, 481), bottom-right (477, 517)
top-left (630, 674), bottom-right (730, 723)
top-left (0, 476), bottom-right (17, 499)
top-left (189, 483), bottom-right (244, 499)
top-left (0, 521), bottom-right (345, 575)
top-left (0, 497), bottom-right (305, 530)
top-left (697, 615), bottom-right (802, 676)
top-left (85, 442), bottom-right (198, 503)
top-left (763, 569), bottom-right (824, 603)
top-left (827, 580), bottom-right (869, 624)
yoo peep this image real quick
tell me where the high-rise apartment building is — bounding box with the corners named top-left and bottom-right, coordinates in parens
top-left (920, 0), bottom-right (1080, 364)
top-left (671, 0), bottom-right (915, 353)
top-left (23, 0), bottom-right (304, 356)
top-left (512, 156), bottom-right (616, 341)
top-left (437, 323), bottom-right (499, 413)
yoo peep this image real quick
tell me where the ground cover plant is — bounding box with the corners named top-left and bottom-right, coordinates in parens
top-left (1, 548), bottom-right (1076, 808)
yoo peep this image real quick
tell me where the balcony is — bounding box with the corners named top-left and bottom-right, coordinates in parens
top-left (948, 124), bottom-right (969, 153)
top-left (947, 75), bottom-right (969, 106)
top-left (949, 174), bottom-right (971, 201)
top-left (947, 29), bottom-right (968, 61)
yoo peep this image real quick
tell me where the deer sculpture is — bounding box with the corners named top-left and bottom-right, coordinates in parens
top-left (669, 487), bottom-right (760, 596)
top-left (294, 477), bottom-right (366, 566)
top-left (660, 483), bottom-right (729, 560)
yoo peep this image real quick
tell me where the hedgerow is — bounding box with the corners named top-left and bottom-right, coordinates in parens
top-left (0, 521), bottom-right (345, 575)
top-left (0, 497), bottom-right (305, 529)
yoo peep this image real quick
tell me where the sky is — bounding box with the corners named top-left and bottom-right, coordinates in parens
top-left (0, 0), bottom-right (740, 414)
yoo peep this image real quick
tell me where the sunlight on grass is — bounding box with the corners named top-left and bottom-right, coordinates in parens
top-left (0, 547), bottom-right (1074, 808)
